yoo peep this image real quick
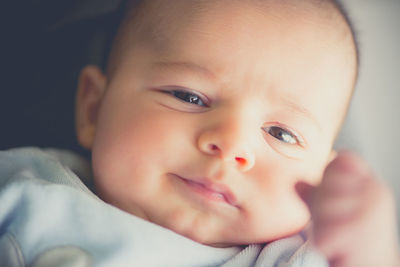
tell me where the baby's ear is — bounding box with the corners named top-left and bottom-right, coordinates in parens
top-left (75, 65), bottom-right (107, 150)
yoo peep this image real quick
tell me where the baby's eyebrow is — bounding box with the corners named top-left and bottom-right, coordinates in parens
top-left (153, 61), bottom-right (216, 81)
top-left (280, 98), bottom-right (321, 130)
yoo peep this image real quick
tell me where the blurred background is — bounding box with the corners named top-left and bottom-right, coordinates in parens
top-left (341, 0), bottom-right (400, 239)
top-left (2, 0), bottom-right (400, 238)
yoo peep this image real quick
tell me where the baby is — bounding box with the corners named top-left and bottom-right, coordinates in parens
top-left (0, 0), bottom-right (399, 266)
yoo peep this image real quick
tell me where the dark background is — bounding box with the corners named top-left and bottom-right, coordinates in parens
top-left (2, 1), bottom-right (122, 157)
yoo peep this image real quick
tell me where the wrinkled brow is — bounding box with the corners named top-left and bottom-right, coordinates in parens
top-left (153, 61), bottom-right (217, 81)
top-left (280, 97), bottom-right (321, 130)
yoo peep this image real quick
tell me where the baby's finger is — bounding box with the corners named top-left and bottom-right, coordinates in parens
top-left (310, 152), bottom-right (400, 266)
top-left (312, 191), bottom-right (361, 225)
top-left (310, 217), bottom-right (357, 263)
top-left (310, 152), bottom-right (371, 224)
top-left (295, 151), bottom-right (369, 207)
top-left (319, 151), bottom-right (371, 196)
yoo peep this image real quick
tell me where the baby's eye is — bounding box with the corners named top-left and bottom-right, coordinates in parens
top-left (169, 90), bottom-right (208, 107)
top-left (263, 126), bottom-right (298, 145)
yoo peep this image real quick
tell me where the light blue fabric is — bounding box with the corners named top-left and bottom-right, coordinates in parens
top-left (0, 147), bottom-right (328, 267)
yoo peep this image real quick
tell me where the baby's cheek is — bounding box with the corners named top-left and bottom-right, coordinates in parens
top-left (244, 164), bottom-right (312, 237)
top-left (277, 191), bottom-right (311, 233)
top-left (240, 189), bottom-right (311, 243)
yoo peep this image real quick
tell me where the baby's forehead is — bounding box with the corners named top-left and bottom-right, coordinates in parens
top-left (124, 0), bottom-right (346, 43)
top-left (108, 0), bottom-right (356, 75)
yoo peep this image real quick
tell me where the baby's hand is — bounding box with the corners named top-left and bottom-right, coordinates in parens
top-left (308, 151), bottom-right (400, 267)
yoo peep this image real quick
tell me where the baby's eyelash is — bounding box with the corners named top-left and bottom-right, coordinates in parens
top-left (166, 89), bottom-right (209, 107)
top-left (262, 126), bottom-right (300, 145)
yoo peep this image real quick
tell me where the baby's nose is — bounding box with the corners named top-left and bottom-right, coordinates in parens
top-left (198, 131), bottom-right (255, 172)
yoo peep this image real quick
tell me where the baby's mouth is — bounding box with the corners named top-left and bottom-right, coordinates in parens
top-left (172, 174), bottom-right (238, 207)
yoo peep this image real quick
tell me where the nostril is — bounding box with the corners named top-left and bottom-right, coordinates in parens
top-left (235, 157), bottom-right (247, 165)
top-left (210, 144), bottom-right (219, 151)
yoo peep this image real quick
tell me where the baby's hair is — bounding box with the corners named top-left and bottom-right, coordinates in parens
top-left (101, 0), bottom-right (359, 80)
top-left (330, 0), bottom-right (360, 76)
top-left (100, 0), bottom-right (132, 72)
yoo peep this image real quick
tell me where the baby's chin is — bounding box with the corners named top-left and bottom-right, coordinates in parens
top-left (195, 225), bottom-right (308, 248)
top-left (202, 238), bottom-right (257, 248)
top-left (188, 233), bottom-right (272, 248)
top-left (154, 215), bottom-right (306, 248)
top-left (205, 242), bottom-right (245, 248)
top-left (158, 221), bottom-right (241, 247)
top-left (171, 225), bottom-right (269, 248)
top-left (183, 233), bottom-right (244, 248)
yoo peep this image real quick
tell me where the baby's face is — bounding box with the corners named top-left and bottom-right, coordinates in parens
top-left (77, 0), bottom-right (356, 246)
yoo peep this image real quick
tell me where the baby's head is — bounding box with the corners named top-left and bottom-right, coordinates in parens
top-left (75, 0), bottom-right (357, 247)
